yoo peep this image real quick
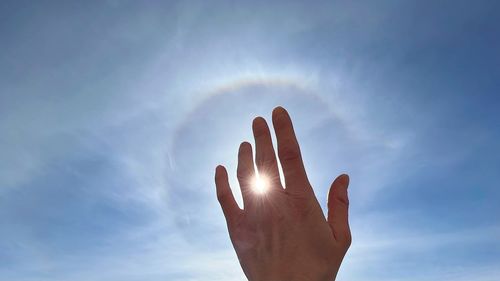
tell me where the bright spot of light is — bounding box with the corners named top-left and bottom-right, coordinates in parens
top-left (252, 174), bottom-right (269, 194)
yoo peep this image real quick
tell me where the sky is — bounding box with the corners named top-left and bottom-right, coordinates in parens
top-left (0, 1), bottom-right (499, 280)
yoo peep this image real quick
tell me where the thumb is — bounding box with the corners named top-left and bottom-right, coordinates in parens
top-left (327, 174), bottom-right (351, 247)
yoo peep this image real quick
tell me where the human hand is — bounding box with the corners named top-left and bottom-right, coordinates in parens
top-left (215, 106), bottom-right (351, 281)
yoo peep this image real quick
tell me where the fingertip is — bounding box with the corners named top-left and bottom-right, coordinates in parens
top-left (215, 165), bottom-right (226, 180)
top-left (239, 141), bottom-right (252, 151)
top-left (328, 174), bottom-right (350, 205)
top-left (272, 106), bottom-right (286, 114)
top-left (252, 116), bottom-right (266, 126)
top-left (338, 174), bottom-right (350, 188)
top-left (216, 164), bottom-right (225, 173)
top-left (252, 116), bottom-right (268, 134)
top-left (272, 106), bottom-right (288, 120)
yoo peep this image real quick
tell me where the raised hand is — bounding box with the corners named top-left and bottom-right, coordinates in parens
top-left (215, 106), bottom-right (351, 281)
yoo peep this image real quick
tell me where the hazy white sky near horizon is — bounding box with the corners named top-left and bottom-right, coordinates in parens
top-left (1, 1), bottom-right (499, 280)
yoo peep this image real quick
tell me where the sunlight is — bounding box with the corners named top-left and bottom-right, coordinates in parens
top-left (252, 174), bottom-right (269, 194)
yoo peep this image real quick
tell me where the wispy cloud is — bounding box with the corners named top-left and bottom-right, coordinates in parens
top-left (1, 1), bottom-right (499, 280)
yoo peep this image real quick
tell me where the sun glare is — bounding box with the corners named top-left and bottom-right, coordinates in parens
top-left (252, 174), bottom-right (269, 194)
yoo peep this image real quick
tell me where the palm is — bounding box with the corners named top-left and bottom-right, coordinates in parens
top-left (215, 107), bottom-right (351, 281)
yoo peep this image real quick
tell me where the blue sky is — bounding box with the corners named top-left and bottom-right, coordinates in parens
top-left (1, 1), bottom-right (499, 280)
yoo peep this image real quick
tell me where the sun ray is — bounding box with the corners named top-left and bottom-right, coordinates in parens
top-left (252, 174), bottom-right (269, 194)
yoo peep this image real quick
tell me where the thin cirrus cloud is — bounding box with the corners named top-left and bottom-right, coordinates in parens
top-left (0, 1), bottom-right (499, 281)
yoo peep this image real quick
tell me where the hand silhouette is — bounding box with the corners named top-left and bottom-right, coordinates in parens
top-left (215, 106), bottom-right (351, 281)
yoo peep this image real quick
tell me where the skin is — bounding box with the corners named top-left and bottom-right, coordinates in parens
top-left (215, 106), bottom-right (351, 281)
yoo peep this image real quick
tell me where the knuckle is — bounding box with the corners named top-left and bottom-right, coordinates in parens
top-left (341, 231), bottom-right (352, 249)
top-left (279, 143), bottom-right (301, 161)
top-left (236, 170), bottom-right (247, 181)
top-left (217, 192), bottom-right (225, 202)
top-left (346, 231), bottom-right (352, 244)
top-left (253, 125), bottom-right (268, 138)
top-left (236, 172), bottom-right (251, 184)
top-left (236, 164), bottom-right (250, 180)
top-left (216, 189), bottom-right (229, 202)
top-left (257, 155), bottom-right (277, 167)
top-left (335, 196), bottom-right (349, 207)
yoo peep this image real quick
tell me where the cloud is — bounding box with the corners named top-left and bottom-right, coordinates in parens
top-left (1, 1), bottom-right (499, 280)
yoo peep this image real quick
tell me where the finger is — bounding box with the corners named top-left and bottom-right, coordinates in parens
top-left (271, 106), bottom-right (311, 194)
top-left (237, 142), bottom-right (256, 209)
top-left (327, 174), bottom-right (352, 248)
top-left (215, 165), bottom-right (241, 225)
top-left (252, 117), bottom-right (282, 189)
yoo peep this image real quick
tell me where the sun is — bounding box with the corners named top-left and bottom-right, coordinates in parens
top-left (252, 174), bottom-right (269, 194)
